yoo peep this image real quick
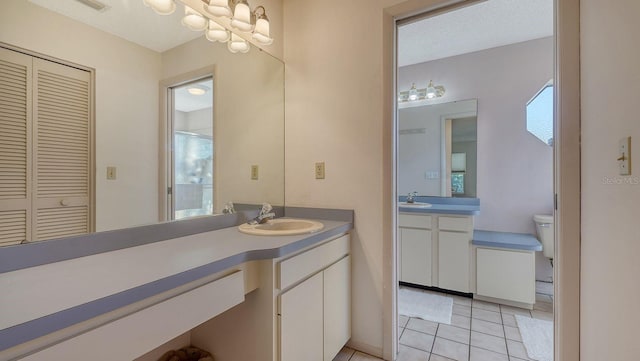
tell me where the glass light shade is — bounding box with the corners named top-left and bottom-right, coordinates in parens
top-left (227, 34), bottom-right (250, 53)
top-left (252, 16), bottom-right (273, 45)
top-left (426, 80), bottom-right (436, 99)
top-left (230, 2), bottom-right (254, 32)
top-left (143, 0), bottom-right (175, 15)
top-left (204, 0), bottom-right (232, 17)
top-left (182, 5), bottom-right (207, 31)
top-left (408, 84), bottom-right (418, 101)
top-left (206, 20), bottom-right (230, 42)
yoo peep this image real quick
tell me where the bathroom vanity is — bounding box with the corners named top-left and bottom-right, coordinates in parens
top-left (0, 209), bottom-right (353, 361)
top-left (398, 198), bottom-right (479, 294)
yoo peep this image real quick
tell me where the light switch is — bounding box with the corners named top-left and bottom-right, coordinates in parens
top-left (618, 137), bottom-right (632, 175)
top-left (315, 162), bottom-right (325, 179)
top-left (251, 165), bottom-right (259, 180)
top-left (106, 166), bottom-right (116, 180)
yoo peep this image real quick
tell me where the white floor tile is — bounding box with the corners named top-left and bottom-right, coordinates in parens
top-left (506, 340), bottom-right (533, 360)
top-left (450, 314), bottom-right (471, 329)
top-left (436, 324), bottom-right (470, 344)
top-left (351, 351), bottom-right (383, 361)
top-left (398, 344), bottom-right (430, 361)
top-left (471, 318), bottom-right (504, 338)
top-left (470, 346), bottom-right (509, 361)
top-left (429, 354), bottom-right (457, 361)
top-left (407, 318), bottom-right (439, 335)
top-left (400, 315), bottom-right (410, 327)
top-left (470, 331), bottom-right (508, 355)
top-left (531, 310), bottom-right (553, 321)
top-left (471, 309), bottom-right (502, 324)
top-left (472, 300), bottom-right (500, 312)
top-left (500, 305), bottom-right (532, 317)
top-left (400, 329), bottom-right (436, 352)
top-left (503, 325), bottom-right (522, 342)
top-left (501, 313), bottom-right (517, 327)
top-left (451, 295), bottom-right (472, 307)
top-left (332, 347), bottom-right (356, 361)
top-left (432, 337), bottom-right (469, 361)
top-left (452, 304), bottom-right (472, 317)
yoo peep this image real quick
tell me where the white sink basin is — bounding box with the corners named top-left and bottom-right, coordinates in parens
top-left (238, 218), bottom-right (325, 236)
top-left (399, 202), bottom-right (432, 209)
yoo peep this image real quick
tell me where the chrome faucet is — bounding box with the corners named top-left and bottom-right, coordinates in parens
top-left (406, 191), bottom-right (418, 203)
top-left (248, 203), bottom-right (276, 225)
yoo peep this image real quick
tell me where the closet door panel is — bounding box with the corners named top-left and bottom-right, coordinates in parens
top-left (33, 58), bottom-right (91, 241)
top-left (0, 48), bottom-right (32, 245)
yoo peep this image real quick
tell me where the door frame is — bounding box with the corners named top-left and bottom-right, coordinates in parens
top-left (158, 66), bottom-right (217, 222)
top-left (381, 1), bottom-right (581, 360)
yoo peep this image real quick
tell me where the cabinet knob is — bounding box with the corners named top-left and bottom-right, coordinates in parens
top-left (60, 199), bottom-right (70, 206)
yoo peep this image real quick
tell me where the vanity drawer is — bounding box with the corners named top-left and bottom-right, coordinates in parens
top-left (398, 214), bottom-right (432, 229)
top-left (278, 234), bottom-right (350, 290)
top-left (438, 216), bottom-right (472, 232)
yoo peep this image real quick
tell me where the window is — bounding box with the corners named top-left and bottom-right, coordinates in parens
top-left (526, 82), bottom-right (554, 146)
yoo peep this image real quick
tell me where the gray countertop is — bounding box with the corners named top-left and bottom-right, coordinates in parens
top-left (472, 230), bottom-right (542, 251)
top-left (398, 196), bottom-right (480, 215)
top-left (0, 213), bottom-right (352, 352)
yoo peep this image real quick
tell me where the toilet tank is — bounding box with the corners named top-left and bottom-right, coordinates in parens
top-left (534, 214), bottom-right (554, 259)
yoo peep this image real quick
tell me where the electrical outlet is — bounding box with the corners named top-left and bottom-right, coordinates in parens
top-left (315, 162), bottom-right (325, 179)
top-left (106, 166), bottom-right (116, 180)
top-left (619, 137), bottom-right (632, 175)
top-left (251, 165), bottom-right (259, 180)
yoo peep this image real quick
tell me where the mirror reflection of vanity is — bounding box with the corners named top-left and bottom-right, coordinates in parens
top-left (0, 0), bottom-right (284, 247)
top-left (398, 98), bottom-right (477, 198)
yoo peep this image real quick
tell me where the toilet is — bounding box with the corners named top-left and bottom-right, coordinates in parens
top-left (533, 214), bottom-right (554, 260)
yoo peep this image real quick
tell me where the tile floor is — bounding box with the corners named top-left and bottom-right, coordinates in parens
top-left (333, 289), bottom-right (554, 361)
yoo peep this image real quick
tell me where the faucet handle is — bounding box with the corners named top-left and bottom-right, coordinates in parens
top-left (260, 203), bottom-right (273, 215)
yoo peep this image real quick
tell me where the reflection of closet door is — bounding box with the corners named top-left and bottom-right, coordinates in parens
top-left (0, 48), bottom-right (32, 246)
top-left (33, 58), bottom-right (91, 241)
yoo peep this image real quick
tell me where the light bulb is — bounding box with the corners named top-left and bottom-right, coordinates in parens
top-left (231, 1), bottom-right (253, 32)
top-left (227, 34), bottom-right (250, 53)
top-left (426, 80), bottom-right (436, 99)
top-left (206, 20), bottom-right (230, 42)
top-left (143, 0), bottom-right (175, 15)
top-left (204, 0), bottom-right (232, 17)
top-left (182, 5), bottom-right (207, 31)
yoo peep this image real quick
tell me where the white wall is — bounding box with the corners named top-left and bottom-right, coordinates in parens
top-left (581, 0), bottom-right (640, 359)
top-left (399, 37), bottom-right (555, 235)
top-left (0, 0), bottom-right (161, 232)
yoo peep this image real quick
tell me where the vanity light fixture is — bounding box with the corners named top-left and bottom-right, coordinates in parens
top-left (144, 0), bottom-right (274, 53)
top-left (398, 80), bottom-right (446, 102)
top-left (143, 0), bottom-right (176, 15)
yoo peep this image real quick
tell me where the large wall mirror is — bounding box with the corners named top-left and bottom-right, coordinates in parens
top-left (398, 99), bottom-right (477, 198)
top-left (0, 0), bottom-right (284, 246)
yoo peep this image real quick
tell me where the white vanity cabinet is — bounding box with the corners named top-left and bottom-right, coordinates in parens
top-left (277, 235), bottom-right (351, 361)
top-left (399, 214), bottom-right (432, 286)
top-left (476, 247), bottom-right (535, 306)
top-left (437, 216), bottom-right (473, 293)
top-left (399, 213), bottom-right (473, 293)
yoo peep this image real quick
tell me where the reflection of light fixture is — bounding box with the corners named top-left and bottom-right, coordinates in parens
top-left (187, 84), bottom-right (209, 95)
top-left (143, 0), bottom-right (175, 15)
top-left (182, 5), bottom-right (208, 31)
top-left (227, 33), bottom-right (250, 54)
top-left (206, 20), bottom-right (230, 42)
top-left (144, 0), bottom-right (273, 54)
top-left (398, 80), bottom-right (446, 102)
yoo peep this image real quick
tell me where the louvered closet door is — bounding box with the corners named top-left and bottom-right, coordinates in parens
top-left (0, 48), bottom-right (32, 246)
top-left (33, 58), bottom-right (91, 241)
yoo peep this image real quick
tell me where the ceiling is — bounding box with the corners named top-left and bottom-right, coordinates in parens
top-left (28, 0), bottom-right (202, 52)
top-left (398, 0), bottom-right (553, 67)
top-left (175, 79), bottom-right (214, 112)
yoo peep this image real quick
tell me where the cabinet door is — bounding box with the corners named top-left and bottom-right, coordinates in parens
top-left (438, 231), bottom-right (470, 292)
top-left (323, 256), bottom-right (351, 361)
top-left (400, 228), bottom-right (432, 286)
top-left (477, 248), bottom-right (535, 304)
top-left (279, 272), bottom-right (323, 361)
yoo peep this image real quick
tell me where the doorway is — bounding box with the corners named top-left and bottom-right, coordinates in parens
top-left (395, 1), bottom-right (556, 360)
top-left (166, 77), bottom-right (214, 221)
